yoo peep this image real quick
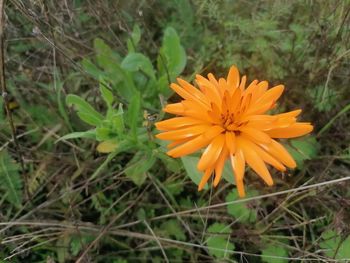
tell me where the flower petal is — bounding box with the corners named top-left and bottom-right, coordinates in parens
top-left (225, 131), bottom-right (236, 154)
top-left (260, 139), bottom-right (296, 168)
top-left (155, 117), bottom-right (207, 131)
top-left (239, 75), bottom-right (247, 91)
top-left (198, 167), bottom-right (214, 191)
top-left (238, 137), bottom-right (274, 186)
top-left (177, 78), bottom-right (209, 105)
top-left (167, 126), bottom-right (224, 157)
top-left (196, 74), bottom-right (222, 108)
top-left (230, 150), bottom-right (246, 197)
top-left (214, 148), bottom-right (229, 186)
top-left (239, 137), bottom-right (286, 171)
top-left (163, 103), bottom-right (185, 114)
top-left (240, 127), bottom-right (271, 144)
top-left (265, 123), bottom-right (313, 138)
top-left (156, 125), bottom-right (210, 140)
top-left (227, 65), bottom-right (240, 90)
top-left (197, 134), bottom-right (225, 171)
top-left (257, 85), bottom-right (284, 105)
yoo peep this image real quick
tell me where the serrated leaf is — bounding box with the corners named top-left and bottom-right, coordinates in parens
top-left (160, 220), bottom-right (186, 241)
top-left (206, 223), bottom-right (235, 258)
top-left (261, 245), bottom-right (289, 263)
top-left (125, 152), bottom-right (156, 186)
top-left (121, 53), bottom-right (155, 79)
top-left (286, 136), bottom-right (319, 168)
top-left (181, 156), bottom-right (207, 189)
top-left (320, 230), bottom-right (350, 260)
top-left (225, 189), bottom-right (257, 223)
top-left (0, 151), bottom-right (22, 208)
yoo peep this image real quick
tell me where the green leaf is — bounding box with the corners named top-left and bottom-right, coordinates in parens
top-left (111, 104), bottom-right (125, 136)
top-left (121, 52), bottom-right (156, 79)
top-left (127, 24), bottom-right (141, 52)
top-left (81, 58), bottom-right (102, 80)
top-left (261, 245), bottom-right (289, 263)
top-left (94, 38), bottom-right (120, 69)
top-left (131, 25), bottom-right (141, 47)
top-left (99, 77), bottom-right (114, 108)
top-left (158, 27), bottom-right (186, 78)
top-left (156, 151), bottom-right (182, 174)
top-left (206, 223), bottom-right (235, 258)
top-left (56, 130), bottom-right (96, 142)
top-left (70, 235), bottom-right (95, 256)
top-left (159, 220), bottom-right (186, 241)
top-left (320, 230), bottom-right (350, 260)
top-left (96, 126), bottom-right (112, 141)
top-left (0, 150), bottom-right (22, 208)
top-left (285, 136), bottom-right (319, 168)
top-left (181, 156), bottom-right (207, 189)
top-left (66, 94), bottom-right (104, 126)
top-left (222, 160), bottom-right (236, 185)
top-left (126, 91), bottom-right (141, 137)
top-left (125, 152), bottom-right (156, 186)
top-left (157, 74), bottom-right (172, 97)
top-left (225, 189), bottom-right (257, 223)
top-left (77, 112), bottom-right (103, 126)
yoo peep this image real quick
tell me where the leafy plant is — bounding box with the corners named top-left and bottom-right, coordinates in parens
top-left (285, 136), bottom-right (320, 168)
top-left (60, 26), bottom-right (186, 186)
top-left (225, 189), bottom-right (258, 224)
top-left (320, 230), bottom-right (350, 260)
top-left (205, 223), bottom-right (235, 259)
top-left (0, 150), bottom-right (22, 209)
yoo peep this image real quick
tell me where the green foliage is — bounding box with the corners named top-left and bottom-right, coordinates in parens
top-left (181, 156), bottom-right (205, 187)
top-left (225, 189), bottom-right (258, 223)
top-left (0, 150), bottom-right (22, 208)
top-left (3, 0), bottom-right (350, 261)
top-left (157, 27), bottom-right (187, 96)
top-left (261, 245), bottom-right (289, 263)
top-left (205, 223), bottom-right (235, 259)
top-left (124, 151), bottom-right (156, 186)
top-left (181, 156), bottom-right (235, 189)
top-left (156, 219), bottom-right (186, 241)
top-left (121, 53), bottom-right (155, 79)
top-left (70, 234), bottom-right (95, 256)
top-left (285, 136), bottom-right (320, 168)
top-left (320, 230), bottom-right (350, 260)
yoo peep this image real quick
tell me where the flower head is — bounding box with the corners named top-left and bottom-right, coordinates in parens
top-left (155, 66), bottom-right (313, 197)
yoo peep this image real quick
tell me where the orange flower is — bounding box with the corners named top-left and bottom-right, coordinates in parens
top-left (155, 66), bottom-right (313, 197)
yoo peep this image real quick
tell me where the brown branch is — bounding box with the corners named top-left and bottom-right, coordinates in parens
top-left (0, 0), bottom-right (28, 199)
